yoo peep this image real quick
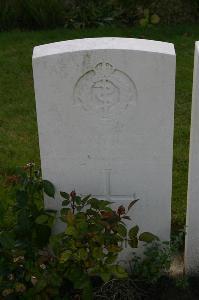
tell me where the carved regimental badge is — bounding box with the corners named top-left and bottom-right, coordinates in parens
top-left (74, 62), bottom-right (137, 114)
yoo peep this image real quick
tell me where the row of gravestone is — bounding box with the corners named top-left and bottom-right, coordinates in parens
top-left (32, 37), bottom-right (199, 274)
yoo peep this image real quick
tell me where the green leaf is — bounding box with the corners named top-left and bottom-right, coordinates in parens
top-left (45, 209), bottom-right (57, 217)
top-left (122, 216), bottom-right (131, 220)
top-left (129, 225), bottom-right (139, 239)
top-left (128, 199), bottom-right (139, 211)
top-left (107, 244), bottom-right (122, 253)
top-left (65, 225), bottom-right (77, 237)
top-left (82, 195), bottom-right (91, 204)
top-left (45, 210), bottom-right (56, 226)
top-left (76, 212), bottom-right (87, 220)
top-left (92, 247), bottom-right (104, 259)
top-left (62, 199), bottom-right (70, 206)
top-left (105, 254), bottom-right (118, 264)
top-left (43, 180), bottom-right (55, 198)
top-left (89, 198), bottom-right (100, 209)
top-left (60, 192), bottom-right (69, 200)
top-left (99, 270), bottom-right (112, 282)
top-left (128, 237), bottom-right (138, 248)
top-left (61, 207), bottom-right (70, 215)
top-left (75, 196), bottom-right (81, 205)
top-left (50, 233), bottom-right (63, 255)
top-left (111, 265), bottom-right (128, 279)
top-left (117, 224), bottom-right (127, 237)
top-left (77, 221), bottom-right (88, 234)
top-left (102, 206), bottom-right (113, 212)
top-left (86, 208), bottom-right (98, 217)
top-left (139, 232), bottom-right (159, 243)
top-left (98, 200), bottom-right (112, 209)
top-left (35, 214), bottom-right (49, 224)
top-left (76, 248), bottom-right (88, 260)
top-left (60, 250), bottom-right (72, 263)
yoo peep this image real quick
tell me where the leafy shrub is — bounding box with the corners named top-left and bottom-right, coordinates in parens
top-left (0, 0), bottom-right (66, 31)
top-left (50, 190), bottom-right (159, 298)
top-left (0, 164), bottom-right (158, 299)
top-left (18, 0), bottom-right (66, 29)
top-left (64, 0), bottom-right (114, 28)
top-left (0, 0), bottom-right (19, 31)
top-left (0, 163), bottom-right (58, 298)
top-left (130, 230), bottom-right (185, 283)
top-left (111, 0), bottom-right (199, 25)
top-left (0, 0), bottom-right (198, 30)
top-left (151, 0), bottom-right (199, 24)
top-left (131, 241), bottom-right (171, 283)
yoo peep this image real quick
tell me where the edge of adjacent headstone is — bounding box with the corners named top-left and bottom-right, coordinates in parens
top-left (32, 37), bottom-right (175, 60)
top-left (184, 41), bottom-right (199, 275)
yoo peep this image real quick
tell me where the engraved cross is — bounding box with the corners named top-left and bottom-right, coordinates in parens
top-left (96, 169), bottom-right (136, 203)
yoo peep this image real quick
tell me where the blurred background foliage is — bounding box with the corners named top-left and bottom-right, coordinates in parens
top-left (0, 0), bottom-right (198, 31)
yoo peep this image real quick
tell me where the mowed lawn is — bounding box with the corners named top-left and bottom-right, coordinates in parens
top-left (0, 24), bottom-right (198, 229)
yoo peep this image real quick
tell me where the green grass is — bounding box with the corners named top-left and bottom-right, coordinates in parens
top-left (0, 24), bottom-right (198, 229)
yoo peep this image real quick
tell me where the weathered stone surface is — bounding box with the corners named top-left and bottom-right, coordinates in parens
top-left (33, 37), bottom-right (175, 263)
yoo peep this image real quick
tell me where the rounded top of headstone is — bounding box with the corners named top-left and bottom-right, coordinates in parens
top-left (195, 41), bottom-right (199, 51)
top-left (33, 37), bottom-right (175, 59)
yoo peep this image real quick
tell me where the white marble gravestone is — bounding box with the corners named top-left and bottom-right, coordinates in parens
top-left (185, 42), bottom-right (199, 274)
top-left (33, 38), bottom-right (175, 261)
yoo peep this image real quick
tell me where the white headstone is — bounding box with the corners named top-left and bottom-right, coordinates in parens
top-left (33, 38), bottom-right (175, 261)
top-left (185, 42), bottom-right (199, 274)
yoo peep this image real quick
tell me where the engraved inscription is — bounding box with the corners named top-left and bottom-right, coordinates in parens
top-left (74, 62), bottom-right (137, 114)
